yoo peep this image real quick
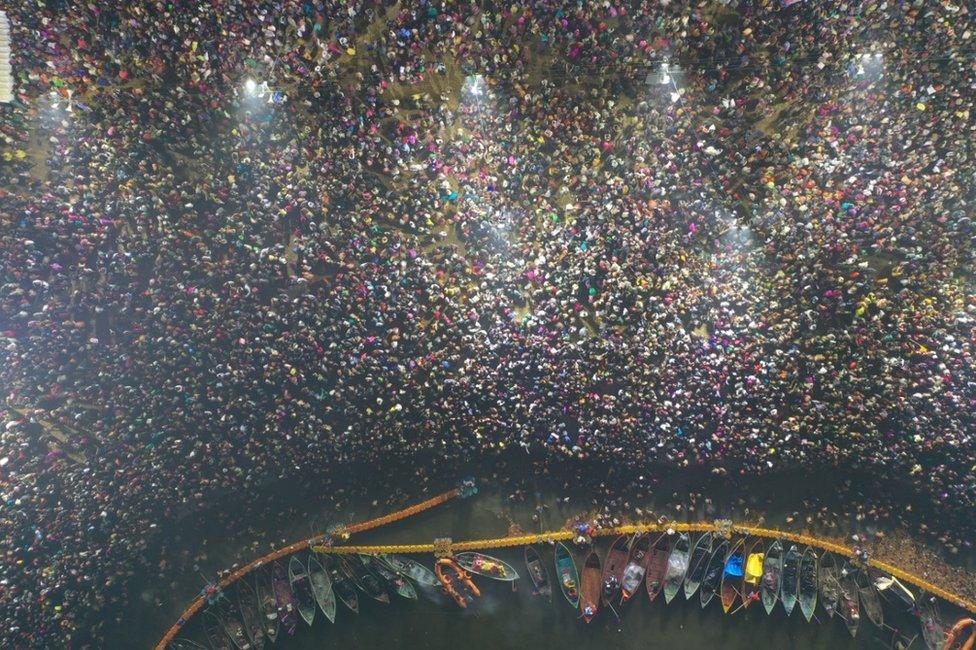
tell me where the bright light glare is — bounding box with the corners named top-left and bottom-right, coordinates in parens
top-left (245, 78), bottom-right (257, 93)
top-left (464, 74), bottom-right (485, 98)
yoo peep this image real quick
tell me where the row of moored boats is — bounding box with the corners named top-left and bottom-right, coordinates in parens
top-left (545, 532), bottom-right (950, 649)
top-left (170, 534), bottom-right (956, 650)
top-left (170, 552), bottom-right (515, 650)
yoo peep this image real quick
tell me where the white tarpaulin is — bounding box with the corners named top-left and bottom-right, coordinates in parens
top-left (0, 11), bottom-right (12, 103)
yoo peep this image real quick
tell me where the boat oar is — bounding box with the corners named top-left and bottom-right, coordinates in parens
top-left (606, 600), bottom-right (622, 625)
top-left (727, 601), bottom-right (748, 615)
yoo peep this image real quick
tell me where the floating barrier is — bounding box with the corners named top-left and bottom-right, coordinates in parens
top-left (160, 500), bottom-right (976, 648)
top-left (155, 485), bottom-right (464, 649)
top-left (313, 521), bottom-right (976, 614)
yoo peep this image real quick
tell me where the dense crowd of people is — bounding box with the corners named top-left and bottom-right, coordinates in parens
top-left (0, 0), bottom-right (973, 646)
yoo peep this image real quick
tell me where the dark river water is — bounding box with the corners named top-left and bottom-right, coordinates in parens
top-left (135, 477), bottom-right (949, 650)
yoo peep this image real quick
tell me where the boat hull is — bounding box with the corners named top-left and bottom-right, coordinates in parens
top-left (554, 542), bottom-right (581, 610)
top-left (580, 550), bottom-right (602, 623)
top-left (663, 533), bottom-right (691, 604)
top-left (307, 554), bottom-right (337, 624)
top-left (454, 552), bottom-right (519, 581)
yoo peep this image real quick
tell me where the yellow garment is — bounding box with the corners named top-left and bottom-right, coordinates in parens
top-left (745, 553), bottom-right (764, 582)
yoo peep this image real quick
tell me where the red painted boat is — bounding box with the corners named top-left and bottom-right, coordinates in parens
top-left (645, 533), bottom-right (671, 603)
top-left (580, 550), bottom-right (602, 623)
top-left (601, 535), bottom-right (629, 606)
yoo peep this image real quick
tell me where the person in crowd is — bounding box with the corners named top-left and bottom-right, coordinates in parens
top-left (0, 0), bottom-right (972, 645)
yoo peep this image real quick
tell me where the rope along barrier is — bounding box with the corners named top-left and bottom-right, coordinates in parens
top-left (155, 487), bottom-right (461, 649)
top-left (313, 521), bottom-right (976, 614)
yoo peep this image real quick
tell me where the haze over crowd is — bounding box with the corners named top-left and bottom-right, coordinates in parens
top-left (0, 0), bottom-right (973, 646)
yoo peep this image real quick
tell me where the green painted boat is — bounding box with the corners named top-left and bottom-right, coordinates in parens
top-left (699, 539), bottom-right (728, 609)
top-left (306, 554), bottom-right (336, 623)
top-left (855, 569), bottom-right (883, 628)
top-left (235, 575), bottom-right (265, 649)
top-left (838, 565), bottom-right (861, 638)
top-left (380, 554), bottom-right (439, 588)
top-left (288, 556), bottom-right (316, 627)
top-left (780, 545), bottom-right (800, 616)
top-left (361, 554), bottom-right (418, 600)
top-left (663, 532), bottom-right (690, 604)
top-left (818, 552), bottom-right (841, 617)
top-left (171, 639), bottom-right (207, 650)
top-left (554, 542), bottom-right (580, 610)
top-left (683, 533), bottom-right (713, 600)
top-left (798, 547), bottom-right (818, 622)
top-left (340, 555), bottom-right (389, 604)
top-left (761, 540), bottom-right (783, 615)
top-left (324, 555), bottom-right (359, 614)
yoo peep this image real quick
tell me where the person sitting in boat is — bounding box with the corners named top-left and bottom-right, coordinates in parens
top-left (474, 556), bottom-right (505, 576)
top-left (583, 605), bottom-right (595, 619)
top-left (603, 575), bottom-right (619, 598)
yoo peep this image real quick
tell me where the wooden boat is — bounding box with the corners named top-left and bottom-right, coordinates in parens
top-left (645, 533), bottom-right (671, 604)
top-left (171, 640), bottom-right (207, 650)
top-left (306, 554), bottom-right (337, 623)
top-left (220, 607), bottom-right (253, 650)
top-left (780, 545), bottom-right (800, 616)
top-left (288, 556), bottom-right (316, 627)
top-left (554, 542), bottom-right (580, 610)
top-left (619, 534), bottom-right (650, 603)
top-left (235, 576), bottom-right (266, 649)
top-left (340, 555), bottom-right (389, 604)
top-left (271, 561), bottom-right (298, 635)
top-left (435, 558), bottom-right (480, 608)
top-left (798, 547), bottom-right (819, 623)
top-left (361, 554), bottom-right (417, 600)
top-left (818, 552), bottom-right (841, 617)
top-left (580, 550), bottom-right (602, 623)
top-left (683, 533), bottom-right (713, 600)
top-left (720, 538), bottom-right (745, 613)
top-left (700, 539), bottom-right (729, 609)
top-left (524, 546), bottom-right (552, 599)
top-left (838, 565), bottom-right (861, 638)
top-left (854, 569), bottom-right (883, 628)
top-left (601, 535), bottom-right (630, 605)
top-left (663, 532), bottom-right (691, 604)
top-left (918, 594), bottom-right (946, 650)
top-left (203, 610), bottom-right (234, 650)
top-left (761, 540), bottom-right (783, 615)
top-left (873, 570), bottom-right (916, 607)
top-left (325, 556), bottom-right (359, 614)
top-left (455, 552), bottom-right (519, 581)
top-left (254, 568), bottom-right (279, 644)
top-left (741, 537), bottom-right (764, 610)
top-left (380, 554), bottom-right (439, 588)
